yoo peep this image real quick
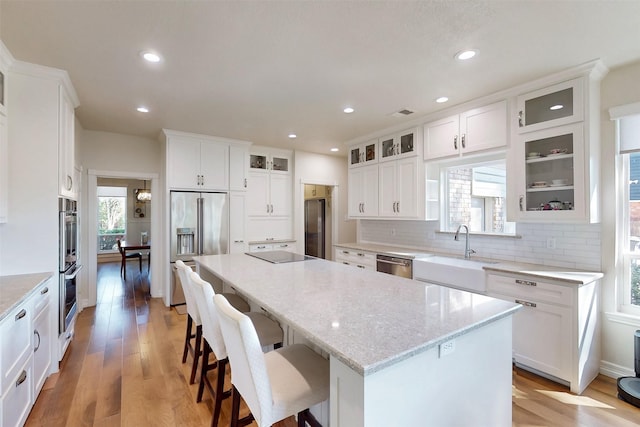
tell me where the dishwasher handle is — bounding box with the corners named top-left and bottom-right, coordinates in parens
top-left (376, 256), bottom-right (411, 267)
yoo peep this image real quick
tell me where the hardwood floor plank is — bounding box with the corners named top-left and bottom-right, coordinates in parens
top-left (24, 262), bottom-right (640, 427)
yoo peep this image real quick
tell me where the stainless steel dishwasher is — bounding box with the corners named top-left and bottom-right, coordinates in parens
top-left (376, 254), bottom-right (412, 278)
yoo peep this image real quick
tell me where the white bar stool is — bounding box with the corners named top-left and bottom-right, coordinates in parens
top-left (188, 271), bottom-right (283, 427)
top-left (214, 294), bottom-right (329, 427)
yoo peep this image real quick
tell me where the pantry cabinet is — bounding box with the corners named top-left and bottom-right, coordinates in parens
top-left (166, 133), bottom-right (229, 191)
top-left (424, 100), bottom-right (507, 160)
top-left (487, 272), bottom-right (600, 394)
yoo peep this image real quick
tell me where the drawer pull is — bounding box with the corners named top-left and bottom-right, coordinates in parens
top-left (357, 253), bottom-right (365, 257)
top-left (15, 309), bottom-right (27, 321)
top-left (515, 279), bottom-right (537, 287)
top-left (515, 299), bottom-right (537, 308)
top-left (41, 287), bottom-right (49, 295)
top-left (34, 330), bottom-right (41, 352)
top-left (357, 265), bottom-right (365, 269)
top-left (342, 262), bottom-right (349, 265)
top-left (16, 370), bottom-right (27, 387)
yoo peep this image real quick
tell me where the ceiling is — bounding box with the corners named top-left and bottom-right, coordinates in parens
top-left (2, 1), bottom-right (640, 156)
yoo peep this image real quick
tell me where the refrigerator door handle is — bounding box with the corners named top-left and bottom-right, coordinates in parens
top-left (197, 197), bottom-right (204, 255)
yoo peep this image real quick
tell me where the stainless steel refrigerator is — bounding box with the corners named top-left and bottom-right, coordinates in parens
top-left (304, 199), bottom-right (325, 259)
top-left (170, 191), bottom-right (229, 305)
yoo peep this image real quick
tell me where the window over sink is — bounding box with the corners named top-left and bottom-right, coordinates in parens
top-left (441, 157), bottom-right (515, 235)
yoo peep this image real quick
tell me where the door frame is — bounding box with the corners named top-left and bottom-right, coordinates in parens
top-left (296, 179), bottom-right (338, 260)
top-left (84, 169), bottom-right (160, 308)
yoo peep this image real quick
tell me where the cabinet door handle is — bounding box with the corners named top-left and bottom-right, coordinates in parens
top-left (244, 178), bottom-right (247, 188)
top-left (519, 195), bottom-right (524, 211)
top-left (397, 201), bottom-right (400, 213)
top-left (357, 265), bottom-right (366, 269)
top-left (34, 329), bottom-right (41, 352)
top-left (16, 370), bottom-right (27, 387)
top-left (461, 134), bottom-right (466, 149)
top-left (515, 279), bottom-right (537, 287)
top-left (15, 309), bottom-right (27, 321)
top-left (66, 175), bottom-right (73, 191)
top-left (41, 287), bottom-right (49, 295)
top-left (357, 253), bottom-right (365, 257)
top-left (342, 250), bottom-right (349, 255)
top-left (233, 240), bottom-right (244, 243)
top-left (518, 110), bottom-right (524, 127)
top-left (453, 135), bottom-right (458, 150)
top-left (515, 299), bottom-right (537, 308)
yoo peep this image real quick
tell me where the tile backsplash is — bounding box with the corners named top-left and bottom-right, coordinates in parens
top-left (359, 220), bottom-right (601, 271)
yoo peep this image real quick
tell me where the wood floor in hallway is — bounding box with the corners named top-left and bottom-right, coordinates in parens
top-left (24, 262), bottom-right (640, 426)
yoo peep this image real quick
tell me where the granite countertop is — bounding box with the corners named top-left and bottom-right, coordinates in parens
top-left (0, 272), bottom-right (55, 322)
top-left (194, 253), bottom-right (520, 376)
top-left (335, 242), bottom-right (603, 285)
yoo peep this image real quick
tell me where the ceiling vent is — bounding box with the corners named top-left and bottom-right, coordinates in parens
top-left (391, 109), bottom-right (415, 118)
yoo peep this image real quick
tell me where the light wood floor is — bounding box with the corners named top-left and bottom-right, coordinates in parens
top-left (25, 262), bottom-right (640, 426)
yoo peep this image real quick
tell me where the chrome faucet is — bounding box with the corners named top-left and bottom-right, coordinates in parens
top-left (454, 225), bottom-right (476, 259)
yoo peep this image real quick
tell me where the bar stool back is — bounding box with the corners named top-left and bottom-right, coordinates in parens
top-left (175, 260), bottom-right (203, 384)
top-left (214, 294), bottom-right (329, 427)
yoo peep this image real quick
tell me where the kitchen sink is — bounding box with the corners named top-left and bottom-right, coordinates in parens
top-left (413, 256), bottom-right (497, 293)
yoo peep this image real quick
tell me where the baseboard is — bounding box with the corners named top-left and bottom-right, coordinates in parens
top-left (600, 360), bottom-right (634, 378)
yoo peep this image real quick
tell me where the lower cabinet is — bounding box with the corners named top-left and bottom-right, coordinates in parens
top-left (334, 246), bottom-right (377, 271)
top-left (487, 272), bottom-right (599, 394)
top-left (248, 241), bottom-right (296, 253)
top-left (0, 277), bottom-right (52, 427)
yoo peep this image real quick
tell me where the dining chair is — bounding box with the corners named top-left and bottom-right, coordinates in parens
top-left (188, 271), bottom-right (283, 427)
top-left (175, 261), bottom-right (252, 385)
top-left (116, 239), bottom-right (142, 277)
top-left (214, 294), bottom-right (329, 427)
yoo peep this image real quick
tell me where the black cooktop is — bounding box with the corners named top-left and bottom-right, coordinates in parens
top-left (245, 250), bottom-right (314, 264)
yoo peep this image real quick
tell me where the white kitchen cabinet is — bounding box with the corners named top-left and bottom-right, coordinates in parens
top-left (58, 85), bottom-right (76, 199)
top-left (0, 304), bottom-right (32, 396)
top-left (247, 147), bottom-right (292, 218)
top-left (508, 62), bottom-right (607, 223)
top-left (349, 139), bottom-right (378, 168)
top-left (334, 246), bottom-right (376, 270)
top-left (249, 148), bottom-right (291, 175)
top-left (378, 157), bottom-right (421, 218)
top-left (379, 128), bottom-right (419, 162)
top-left (487, 272), bottom-right (600, 394)
top-left (348, 163), bottom-right (378, 218)
top-left (424, 100), bottom-right (507, 161)
top-left (229, 192), bottom-right (247, 254)
top-left (516, 77), bottom-right (583, 134)
top-left (229, 143), bottom-right (250, 192)
top-left (0, 113), bottom-right (7, 223)
top-left (167, 133), bottom-right (229, 191)
top-left (1, 358), bottom-right (32, 427)
top-left (32, 282), bottom-right (52, 398)
top-left (248, 241), bottom-right (296, 252)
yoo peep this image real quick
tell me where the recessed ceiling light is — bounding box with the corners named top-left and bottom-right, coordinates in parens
top-left (330, 148), bottom-right (339, 152)
top-left (141, 51), bottom-right (161, 63)
top-left (550, 104), bottom-right (564, 110)
top-left (455, 49), bottom-right (477, 61)
top-left (288, 133), bottom-right (297, 139)
top-left (436, 97), bottom-right (449, 103)
top-left (343, 107), bottom-right (354, 114)
top-left (137, 106), bottom-right (149, 113)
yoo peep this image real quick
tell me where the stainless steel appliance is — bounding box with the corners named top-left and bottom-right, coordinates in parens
top-left (376, 254), bottom-right (412, 278)
top-left (59, 198), bottom-right (81, 335)
top-left (304, 199), bottom-right (325, 258)
top-left (170, 191), bottom-right (229, 305)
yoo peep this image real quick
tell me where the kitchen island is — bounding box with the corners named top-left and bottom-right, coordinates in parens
top-left (194, 253), bottom-right (520, 427)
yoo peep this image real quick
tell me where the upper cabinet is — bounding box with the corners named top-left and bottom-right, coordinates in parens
top-left (166, 132), bottom-right (230, 191)
top-left (508, 61), bottom-right (608, 223)
top-left (348, 163), bottom-right (378, 217)
top-left (0, 43), bottom-right (9, 222)
top-left (246, 147), bottom-right (292, 218)
top-left (379, 128), bottom-right (419, 162)
top-left (349, 139), bottom-right (378, 168)
top-left (424, 100), bottom-right (508, 161)
top-left (229, 143), bottom-right (250, 191)
top-left (516, 78), bottom-right (583, 134)
top-left (58, 86), bottom-right (77, 199)
top-left (378, 157), bottom-right (422, 218)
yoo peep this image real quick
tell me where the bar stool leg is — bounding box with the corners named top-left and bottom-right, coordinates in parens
top-left (182, 315), bottom-right (193, 363)
top-left (190, 325), bottom-right (202, 384)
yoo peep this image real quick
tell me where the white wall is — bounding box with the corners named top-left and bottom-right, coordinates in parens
top-left (293, 150), bottom-right (356, 260)
top-left (600, 59), bottom-right (640, 376)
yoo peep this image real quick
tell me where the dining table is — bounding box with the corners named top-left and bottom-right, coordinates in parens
top-left (119, 240), bottom-right (151, 273)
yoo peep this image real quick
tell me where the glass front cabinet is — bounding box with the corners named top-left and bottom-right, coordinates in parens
top-left (349, 139), bottom-right (378, 168)
top-left (509, 61), bottom-right (607, 223)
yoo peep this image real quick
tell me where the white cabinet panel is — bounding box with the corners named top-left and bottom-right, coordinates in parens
top-left (229, 192), bottom-right (247, 254)
top-left (1, 359), bottom-right (32, 427)
top-left (347, 163), bottom-right (378, 218)
top-left (200, 142), bottom-right (229, 190)
top-left (168, 136), bottom-right (229, 191)
top-left (58, 86), bottom-right (76, 198)
top-left (247, 172), bottom-right (271, 217)
top-left (0, 114), bottom-right (7, 223)
top-left (229, 144), bottom-right (249, 191)
top-left (378, 157), bottom-right (420, 218)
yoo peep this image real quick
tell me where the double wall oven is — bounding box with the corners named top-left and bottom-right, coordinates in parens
top-left (59, 198), bottom-right (80, 338)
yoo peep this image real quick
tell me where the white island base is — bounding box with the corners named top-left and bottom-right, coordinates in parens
top-left (330, 317), bottom-right (513, 427)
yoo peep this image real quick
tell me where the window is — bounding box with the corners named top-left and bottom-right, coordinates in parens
top-left (97, 186), bottom-right (127, 253)
top-left (442, 159), bottom-right (515, 235)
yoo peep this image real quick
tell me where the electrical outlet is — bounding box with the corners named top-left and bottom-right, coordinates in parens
top-left (546, 237), bottom-right (556, 249)
top-left (439, 339), bottom-right (455, 358)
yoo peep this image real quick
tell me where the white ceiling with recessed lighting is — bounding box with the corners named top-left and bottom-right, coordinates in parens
top-left (1, 1), bottom-right (639, 156)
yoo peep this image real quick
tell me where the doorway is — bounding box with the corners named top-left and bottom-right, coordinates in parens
top-left (303, 184), bottom-right (333, 259)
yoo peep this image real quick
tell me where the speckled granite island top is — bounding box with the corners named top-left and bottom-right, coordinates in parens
top-left (0, 272), bottom-right (54, 322)
top-left (194, 253), bottom-right (520, 376)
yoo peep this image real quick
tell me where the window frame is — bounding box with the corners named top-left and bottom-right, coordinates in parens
top-left (618, 153), bottom-right (640, 316)
top-left (97, 186), bottom-right (128, 254)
